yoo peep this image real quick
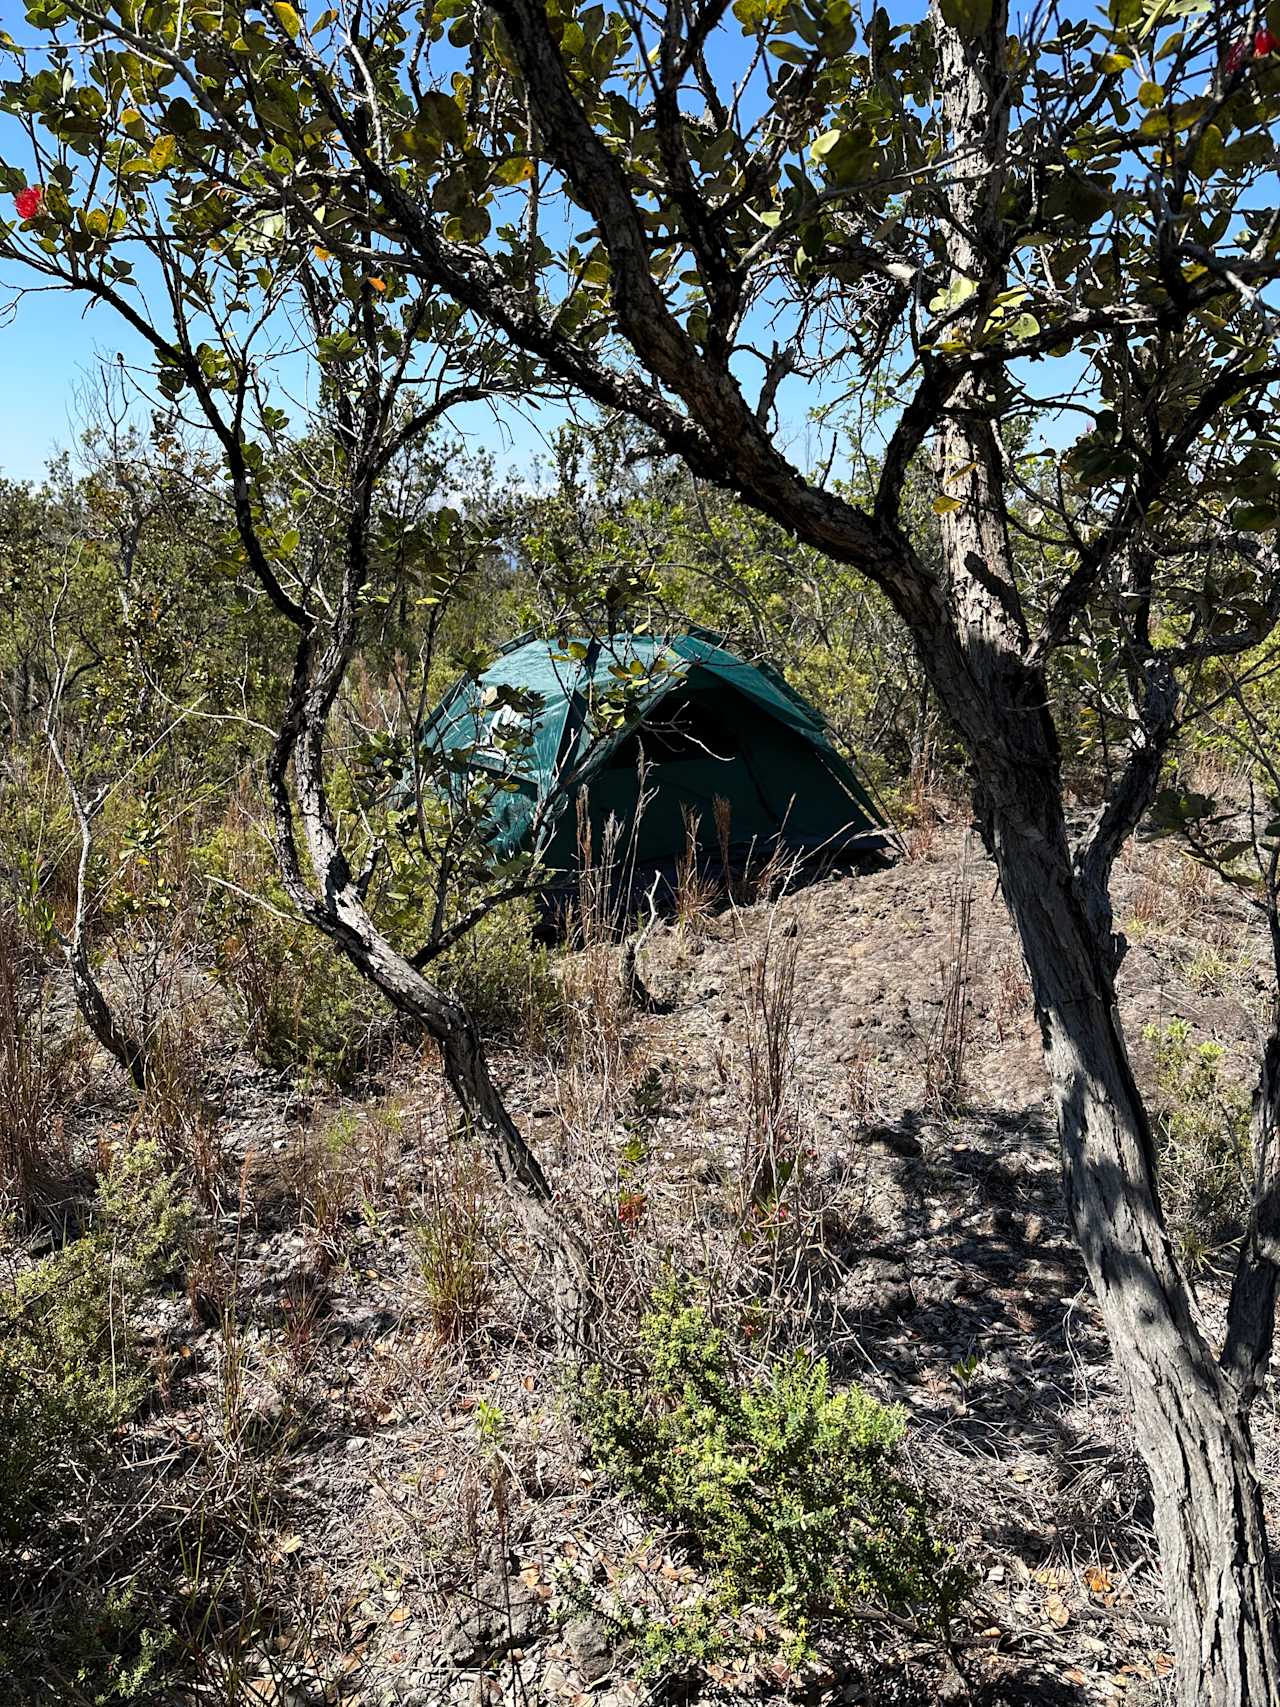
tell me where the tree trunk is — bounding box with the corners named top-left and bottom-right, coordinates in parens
top-left (978, 747), bottom-right (1280, 1705)
top-left (270, 672), bottom-right (597, 1354)
top-left (920, 0), bottom-right (1280, 1686)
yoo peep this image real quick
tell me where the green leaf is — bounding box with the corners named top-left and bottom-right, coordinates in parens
top-left (495, 155), bottom-right (533, 185)
top-left (932, 495), bottom-right (964, 514)
top-left (1148, 788), bottom-right (1217, 830)
top-left (272, 2), bottom-right (302, 37)
top-left (1232, 503), bottom-right (1280, 532)
top-left (418, 91), bottom-right (466, 151)
top-left (149, 133), bottom-right (175, 171)
top-left (1191, 123), bottom-right (1225, 178)
top-left (927, 275), bottom-right (978, 315)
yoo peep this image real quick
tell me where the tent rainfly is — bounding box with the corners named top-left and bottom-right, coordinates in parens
top-left (421, 630), bottom-right (886, 878)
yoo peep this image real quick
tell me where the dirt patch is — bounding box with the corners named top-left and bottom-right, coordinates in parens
top-left (16, 826), bottom-right (1276, 1705)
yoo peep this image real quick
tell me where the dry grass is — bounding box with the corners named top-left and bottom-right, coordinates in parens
top-left (844, 1044), bottom-right (884, 1127)
top-left (991, 947), bottom-right (1032, 1041)
top-left (1122, 837), bottom-right (1222, 941)
top-left (673, 805), bottom-right (719, 935)
top-left (904, 754), bottom-right (945, 863)
top-left (413, 1147), bottom-right (497, 1344)
top-left (2, 810), bottom-right (1220, 1702)
top-left (132, 1015), bottom-right (224, 1210)
top-left (289, 1093), bottom-right (418, 1264)
top-left (0, 911), bottom-right (82, 1211)
top-left (734, 910), bottom-right (802, 1206)
top-left (922, 872), bottom-right (975, 1116)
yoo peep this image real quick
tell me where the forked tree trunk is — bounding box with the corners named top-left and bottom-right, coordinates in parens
top-left (269, 648), bottom-right (596, 1353)
top-left (924, 0), bottom-right (1280, 1690)
top-left (976, 739), bottom-right (1280, 1705)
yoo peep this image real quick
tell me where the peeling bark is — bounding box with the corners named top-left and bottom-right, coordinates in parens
top-left (987, 767), bottom-right (1280, 1706)
top-left (45, 722), bottom-right (149, 1094)
top-left (911, 9), bottom-right (1280, 1695)
top-left (266, 621), bottom-right (596, 1354)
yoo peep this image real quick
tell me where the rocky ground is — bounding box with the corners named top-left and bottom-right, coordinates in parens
top-left (24, 823), bottom-right (1280, 1707)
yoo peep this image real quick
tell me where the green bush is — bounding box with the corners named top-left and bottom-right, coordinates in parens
top-left (0, 1141), bottom-right (191, 1699)
top-left (1, 1141), bottom-right (190, 1528)
top-left (201, 809), bottom-right (564, 1079)
top-left (1146, 1020), bottom-right (1253, 1268)
top-left (199, 816), bottom-right (386, 1085)
top-left (579, 1279), bottom-right (964, 1659)
top-left (433, 897), bottom-right (565, 1046)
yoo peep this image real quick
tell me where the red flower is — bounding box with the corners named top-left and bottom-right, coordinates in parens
top-left (616, 1189), bottom-right (647, 1228)
top-left (1256, 27), bottom-right (1278, 55)
top-left (1225, 37), bottom-right (1249, 74)
top-left (14, 186), bottom-right (42, 221)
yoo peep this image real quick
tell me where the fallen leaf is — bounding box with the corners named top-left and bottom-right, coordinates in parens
top-left (1084, 1564), bottom-right (1112, 1595)
top-left (1035, 1566), bottom-right (1071, 1588)
top-left (1044, 1591), bottom-right (1070, 1627)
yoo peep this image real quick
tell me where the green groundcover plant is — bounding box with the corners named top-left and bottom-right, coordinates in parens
top-left (580, 1277), bottom-right (966, 1660)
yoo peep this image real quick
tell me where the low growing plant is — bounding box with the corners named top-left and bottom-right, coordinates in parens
top-left (0, 1140), bottom-right (190, 1534)
top-left (578, 1278), bottom-right (965, 1660)
top-left (0, 1140), bottom-right (193, 1698)
top-left (1145, 1019), bottom-right (1252, 1269)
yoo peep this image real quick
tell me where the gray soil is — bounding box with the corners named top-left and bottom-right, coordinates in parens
top-left (26, 826), bottom-right (1280, 1707)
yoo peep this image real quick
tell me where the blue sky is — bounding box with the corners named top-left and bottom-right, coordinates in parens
top-left (0, 0), bottom-right (1191, 488)
top-left (0, 258), bottom-right (568, 484)
top-left (0, 0), bottom-right (936, 487)
top-left (0, 279), bottom-right (141, 476)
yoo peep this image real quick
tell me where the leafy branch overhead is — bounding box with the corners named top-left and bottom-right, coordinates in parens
top-left (5, 0), bottom-right (1280, 662)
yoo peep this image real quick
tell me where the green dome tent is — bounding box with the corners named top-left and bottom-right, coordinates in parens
top-left (421, 630), bottom-right (887, 880)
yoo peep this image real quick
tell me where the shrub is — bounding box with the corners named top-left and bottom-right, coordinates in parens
top-left (203, 810), bottom-right (561, 1081)
top-left (0, 1141), bottom-right (191, 1698)
top-left (0, 1140), bottom-right (190, 1537)
top-left (579, 1279), bottom-right (964, 1659)
top-left (200, 815), bottom-right (386, 1086)
top-left (1145, 1020), bottom-right (1252, 1268)
top-left (0, 910), bottom-right (80, 1210)
top-left (432, 897), bottom-right (564, 1047)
